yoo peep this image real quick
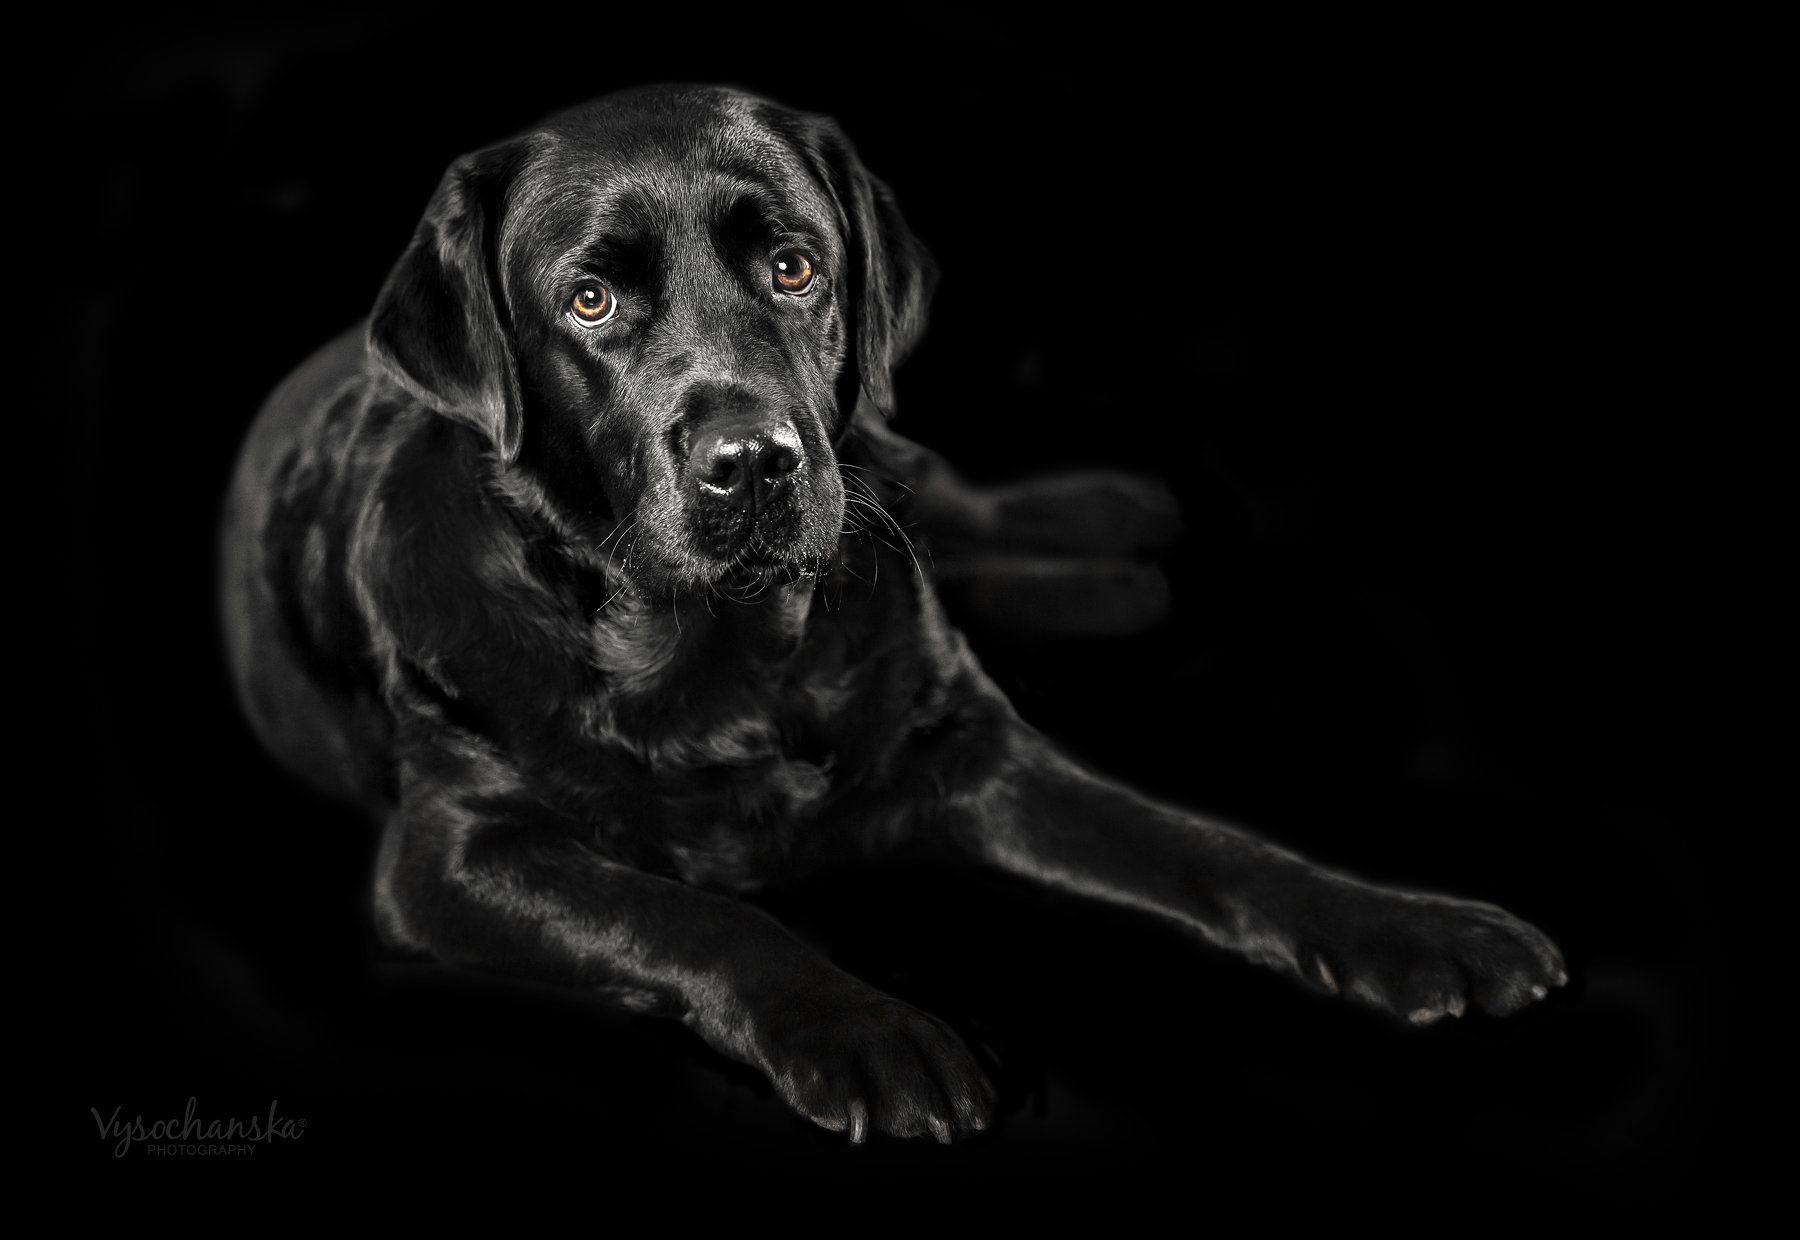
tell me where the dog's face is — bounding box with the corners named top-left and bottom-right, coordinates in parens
top-left (368, 86), bottom-right (934, 592)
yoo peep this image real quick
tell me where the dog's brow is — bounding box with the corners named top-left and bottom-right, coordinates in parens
top-left (507, 178), bottom-right (660, 288)
top-left (700, 172), bottom-right (835, 251)
top-left (526, 170), bottom-right (832, 285)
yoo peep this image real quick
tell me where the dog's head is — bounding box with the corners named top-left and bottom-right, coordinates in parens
top-left (368, 85), bottom-right (934, 592)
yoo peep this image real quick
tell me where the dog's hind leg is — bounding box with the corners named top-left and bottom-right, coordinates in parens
top-left (849, 407), bottom-right (1182, 558)
top-left (844, 409), bottom-right (1181, 635)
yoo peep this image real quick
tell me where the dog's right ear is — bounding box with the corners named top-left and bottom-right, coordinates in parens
top-left (790, 114), bottom-right (938, 423)
top-left (368, 141), bottom-right (527, 464)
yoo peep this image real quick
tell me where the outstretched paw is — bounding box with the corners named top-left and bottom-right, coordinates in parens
top-left (1301, 882), bottom-right (1567, 1023)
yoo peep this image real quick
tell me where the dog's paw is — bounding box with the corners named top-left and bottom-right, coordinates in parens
top-left (1300, 882), bottom-right (1568, 1023)
top-left (752, 992), bottom-right (995, 1143)
top-left (986, 471), bottom-right (1183, 557)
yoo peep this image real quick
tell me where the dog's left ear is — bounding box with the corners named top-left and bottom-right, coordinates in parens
top-left (368, 140), bottom-right (527, 463)
top-left (801, 118), bottom-right (938, 421)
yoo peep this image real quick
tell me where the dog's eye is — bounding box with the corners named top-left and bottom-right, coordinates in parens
top-left (570, 284), bottom-right (615, 324)
top-left (771, 250), bottom-right (815, 295)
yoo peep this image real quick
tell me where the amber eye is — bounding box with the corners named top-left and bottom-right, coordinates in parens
top-left (570, 283), bottom-right (614, 324)
top-left (771, 250), bottom-right (815, 295)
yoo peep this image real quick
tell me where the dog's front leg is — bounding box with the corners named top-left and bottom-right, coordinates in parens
top-left (940, 716), bottom-right (1568, 1024)
top-left (374, 729), bottom-right (993, 1142)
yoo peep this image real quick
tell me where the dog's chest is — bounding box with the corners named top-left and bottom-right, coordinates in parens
top-left (584, 574), bottom-right (951, 890)
top-left (634, 682), bottom-right (847, 890)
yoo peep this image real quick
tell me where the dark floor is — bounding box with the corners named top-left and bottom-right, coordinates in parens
top-left (45, 11), bottom-right (1751, 1208)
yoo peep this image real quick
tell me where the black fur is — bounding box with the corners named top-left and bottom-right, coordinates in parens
top-left (220, 84), bottom-right (1567, 1144)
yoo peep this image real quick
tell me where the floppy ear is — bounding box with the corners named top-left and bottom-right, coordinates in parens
top-left (368, 141), bottom-right (526, 463)
top-left (806, 120), bottom-right (938, 420)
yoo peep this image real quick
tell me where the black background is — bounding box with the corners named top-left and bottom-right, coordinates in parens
top-left (43, 10), bottom-right (1756, 1209)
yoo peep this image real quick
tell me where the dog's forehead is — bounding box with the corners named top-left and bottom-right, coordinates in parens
top-left (503, 88), bottom-right (840, 262)
top-left (538, 86), bottom-right (788, 166)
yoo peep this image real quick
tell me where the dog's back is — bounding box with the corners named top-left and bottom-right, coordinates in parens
top-left (219, 325), bottom-right (397, 814)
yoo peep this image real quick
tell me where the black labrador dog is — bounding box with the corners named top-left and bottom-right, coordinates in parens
top-left (220, 85), bottom-right (1566, 1144)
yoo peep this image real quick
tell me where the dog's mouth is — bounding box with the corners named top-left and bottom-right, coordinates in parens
top-left (685, 480), bottom-right (844, 592)
top-left (714, 542), bottom-right (830, 590)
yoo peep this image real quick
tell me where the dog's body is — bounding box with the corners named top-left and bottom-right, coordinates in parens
top-left (221, 85), bottom-right (1566, 1142)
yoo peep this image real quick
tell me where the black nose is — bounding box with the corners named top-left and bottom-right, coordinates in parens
top-left (688, 416), bottom-right (803, 514)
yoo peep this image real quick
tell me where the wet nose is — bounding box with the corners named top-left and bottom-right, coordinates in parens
top-left (688, 416), bottom-right (803, 514)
